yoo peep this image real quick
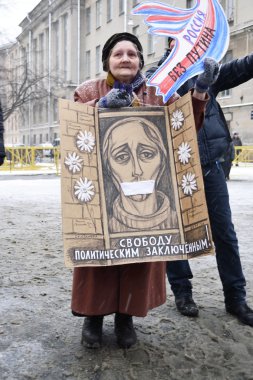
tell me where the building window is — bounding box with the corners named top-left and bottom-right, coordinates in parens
top-left (107, 0), bottom-right (112, 22)
top-left (147, 34), bottom-right (154, 55)
top-left (220, 0), bottom-right (234, 22)
top-left (45, 28), bottom-right (49, 71)
top-left (96, 0), bottom-right (102, 29)
top-left (53, 21), bottom-right (59, 72)
top-left (39, 103), bottom-right (43, 123)
top-left (53, 98), bottom-right (58, 122)
top-left (85, 7), bottom-right (91, 34)
top-left (39, 134), bottom-right (43, 144)
top-left (85, 50), bottom-right (91, 78)
top-left (39, 33), bottom-right (44, 74)
top-left (21, 46), bottom-right (27, 66)
top-left (96, 45), bottom-right (101, 74)
top-left (33, 38), bottom-right (38, 74)
top-left (45, 102), bottom-right (48, 123)
top-left (220, 0), bottom-right (234, 19)
top-left (33, 104), bottom-right (38, 125)
top-left (62, 14), bottom-right (68, 80)
top-left (33, 134), bottom-right (36, 145)
top-left (119, 0), bottom-right (124, 14)
top-left (219, 50), bottom-right (233, 98)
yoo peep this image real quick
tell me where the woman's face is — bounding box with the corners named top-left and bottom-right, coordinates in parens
top-left (107, 121), bottom-right (162, 200)
top-left (108, 41), bottom-right (140, 83)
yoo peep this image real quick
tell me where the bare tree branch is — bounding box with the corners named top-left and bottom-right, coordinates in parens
top-left (0, 58), bottom-right (63, 121)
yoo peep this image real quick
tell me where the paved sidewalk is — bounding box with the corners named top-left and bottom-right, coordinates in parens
top-left (229, 164), bottom-right (253, 181)
top-left (0, 166), bottom-right (253, 380)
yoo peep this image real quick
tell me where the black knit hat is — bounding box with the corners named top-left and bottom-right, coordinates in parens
top-left (102, 32), bottom-right (144, 71)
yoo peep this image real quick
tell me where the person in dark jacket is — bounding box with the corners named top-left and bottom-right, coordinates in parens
top-left (232, 132), bottom-right (243, 166)
top-left (146, 40), bottom-right (253, 327)
top-left (0, 101), bottom-right (6, 166)
top-left (232, 132), bottom-right (243, 147)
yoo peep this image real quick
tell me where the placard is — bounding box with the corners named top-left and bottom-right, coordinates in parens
top-left (133, 0), bottom-right (229, 102)
top-left (59, 93), bottom-right (214, 267)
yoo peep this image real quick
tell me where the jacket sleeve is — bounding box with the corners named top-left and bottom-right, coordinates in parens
top-left (211, 53), bottom-right (253, 96)
top-left (0, 102), bottom-right (6, 159)
top-left (191, 93), bottom-right (209, 132)
top-left (74, 80), bottom-right (102, 106)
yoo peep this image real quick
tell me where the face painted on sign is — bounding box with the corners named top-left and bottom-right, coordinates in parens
top-left (107, 120), bottom-right (163, 201)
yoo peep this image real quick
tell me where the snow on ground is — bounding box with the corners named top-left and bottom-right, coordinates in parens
top-left (0, 165), bottom-right (253, 380)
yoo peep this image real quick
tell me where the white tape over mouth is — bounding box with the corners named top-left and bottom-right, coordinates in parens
top-left (120, 180), bottom-right (155, 196)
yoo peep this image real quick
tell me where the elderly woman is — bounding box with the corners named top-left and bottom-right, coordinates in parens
top-left (72, 32), bottom-right (218, 349)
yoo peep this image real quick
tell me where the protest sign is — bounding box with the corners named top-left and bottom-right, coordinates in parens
top-left (132, 0), bottom-right (229, 102)
top-left (59, 93), bottom-right (214, 268)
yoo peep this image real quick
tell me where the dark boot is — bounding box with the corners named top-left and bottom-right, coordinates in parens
top-left (81, 316), bottom-right (104, 348)
top-left (226, 302), bottom-right (253, 327)
top-left (175, 295), bottom-right (199, 317)
top-left (114, 313), bottom-right (137, 348)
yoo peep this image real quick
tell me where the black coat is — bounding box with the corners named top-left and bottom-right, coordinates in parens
top-left (0, 101), bottom-right (5, 161)
top-left (146, 53), bottom-right (253, 166)
top-left (178, 54), bottom-right (253, 165)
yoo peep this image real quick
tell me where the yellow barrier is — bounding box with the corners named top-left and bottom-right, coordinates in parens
top-left (233, 146), bottom-right (253, 165)
top-left (1, 145), bottom-right (252, 174)
top-left (1, 146), bottom-right (61, 175)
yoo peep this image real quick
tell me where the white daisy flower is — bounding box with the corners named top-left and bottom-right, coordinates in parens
top-left (171, 109), bottom-right (184, 131)
top-left (74, 177), bottom-right (95, 203)
top-left (177, 142), bottom-right (192, 165)
top-left (181, 172), bottom-right (197, 196)
top-left (76, 130), bottom-right (95, 153)
top-left (64, 152), bottom-right (83, 173)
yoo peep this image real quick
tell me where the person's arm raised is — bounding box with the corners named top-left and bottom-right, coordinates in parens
top-left (193, 58), bottom-right (220, 100)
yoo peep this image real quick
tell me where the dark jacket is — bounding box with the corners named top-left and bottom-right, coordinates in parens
top-left (178, 54), bottom-right (253, 166)
top-left (146, 53), bottom-right (253, 166)
top-left (0, 101), bottom-right (6, 163)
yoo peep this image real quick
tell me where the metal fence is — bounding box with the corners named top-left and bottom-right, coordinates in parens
top-left (1, 145), bottom-right (253, 174)
top-left (233, 146), bottom-right (253, 164)
top-left (1, 146), bottom-right (61, 175)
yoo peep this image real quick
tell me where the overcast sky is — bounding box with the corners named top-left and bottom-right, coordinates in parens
top-left (0, 0), bottom-right (41, 44)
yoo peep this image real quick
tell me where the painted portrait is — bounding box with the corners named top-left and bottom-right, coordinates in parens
top-left (59, 98), bottom-right (214, 267)
top-left (100, 116), bottom-right (178, 233)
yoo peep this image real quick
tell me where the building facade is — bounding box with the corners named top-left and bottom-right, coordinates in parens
top-left (1, 0), bottom-right (253, 145)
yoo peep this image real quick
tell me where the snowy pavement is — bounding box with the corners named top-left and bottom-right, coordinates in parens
top-left (0, 165), bottom-right (253, 380)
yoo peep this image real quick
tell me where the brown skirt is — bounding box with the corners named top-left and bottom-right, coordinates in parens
top-left (71, 261), bottom-right (166, 317)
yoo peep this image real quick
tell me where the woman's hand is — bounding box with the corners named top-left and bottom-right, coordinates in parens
top-left (98, 82), bottom-right (134, 108)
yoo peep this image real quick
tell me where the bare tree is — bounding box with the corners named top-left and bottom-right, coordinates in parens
top-left (0, 57), bottom-right (63, 122)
